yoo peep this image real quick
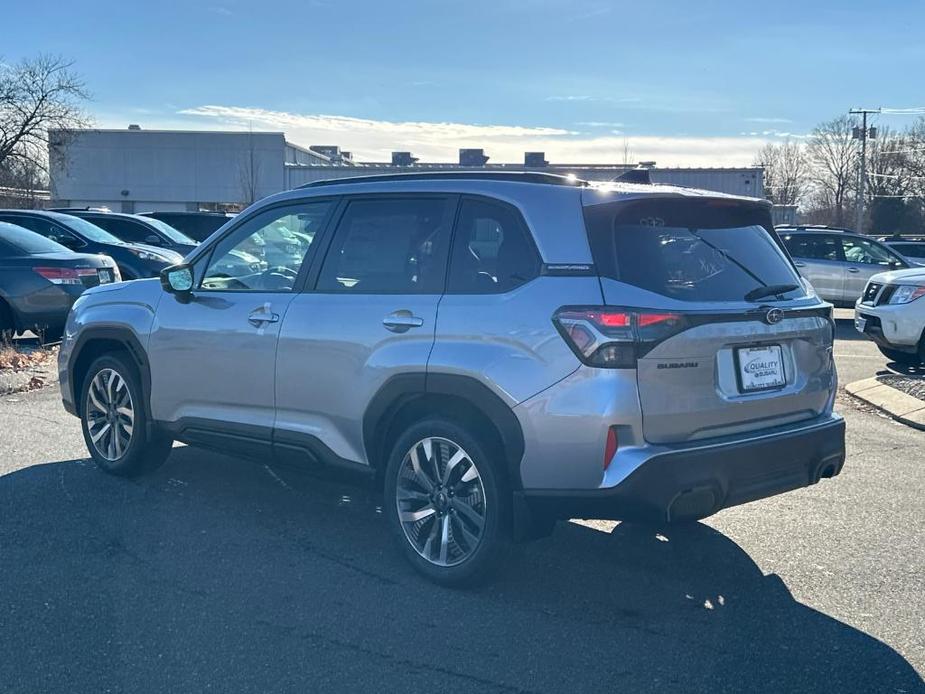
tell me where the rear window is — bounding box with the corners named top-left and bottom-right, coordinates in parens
top-left (0, 222), bottom-right (70, 254)
top-left (584, 199), bottom-right (806, 302)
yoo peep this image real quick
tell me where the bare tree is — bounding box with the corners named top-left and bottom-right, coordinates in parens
top-left (0, 55), bottom-right (90, 175)
top-left (238, 128), bottom-right (261, 206)
top-left (806, 115), bottom-right (859, 227)
top-left (754, 139), bottom-right (809, 206)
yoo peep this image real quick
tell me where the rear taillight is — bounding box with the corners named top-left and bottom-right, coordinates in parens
top-left (553, 306), bottom-right (686, 368)
top-left (33, 267), bottom-right (96, 285)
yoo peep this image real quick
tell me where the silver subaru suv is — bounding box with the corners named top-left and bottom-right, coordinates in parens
top-left (59, 172), bottom-right (846, 584)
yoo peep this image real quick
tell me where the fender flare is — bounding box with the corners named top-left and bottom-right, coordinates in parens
top-left (363, 373), bottom-right (526, 489)
top-left (68, 327), bottom-right (152, 412)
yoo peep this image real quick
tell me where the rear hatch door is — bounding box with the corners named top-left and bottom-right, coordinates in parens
top-left (585, 195), bottom-right (836, 444)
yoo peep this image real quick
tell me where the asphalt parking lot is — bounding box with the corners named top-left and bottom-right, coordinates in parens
top-left (0, 313), bottom-right (923, 693)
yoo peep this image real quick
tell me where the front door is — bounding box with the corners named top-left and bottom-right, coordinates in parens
top-left (840, 236), bottom-right (908, 301)
top-left (147, 200), bottom-right (333, 453)
top-left (274, 195), bottom-right (456, 466)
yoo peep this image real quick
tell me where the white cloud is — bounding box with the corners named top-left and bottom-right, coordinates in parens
top-left (576, 121), bottom-right (625, 128)
top-left (745, 117), bottom-right (794, 124)
top-left (174, 104), bottom-right (774, 166)
top-left (546, 95), bottom-right (642, 104)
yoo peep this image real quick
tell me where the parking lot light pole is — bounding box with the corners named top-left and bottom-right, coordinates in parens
top-left (850, 108), bottom-right (881, 234)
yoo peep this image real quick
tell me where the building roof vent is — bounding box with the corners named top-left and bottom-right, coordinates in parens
top-left (391, 151), bottom-right (419, 166)
top-left (127, 124), bottom-right (141, 130)
top-left (524, 152), bottom-right (548, 167)
top-left (459, 148), bottom-right (489, 166)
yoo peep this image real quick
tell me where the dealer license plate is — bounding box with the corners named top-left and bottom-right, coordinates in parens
top-left (736, 345), bottom-right (786, 392)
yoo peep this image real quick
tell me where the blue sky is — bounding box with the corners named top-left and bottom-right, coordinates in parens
top-left (5, 0), bottom-right (924, 164)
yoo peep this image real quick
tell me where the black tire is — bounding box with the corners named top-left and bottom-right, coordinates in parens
top-left (79, 353), bottom-right (173, 476)
top-left (384, 417), bottom-right (509, 586)
top-left (0, 299), bottom-right (15, 343)
top-left (878, 346), bottom-right (922, 366)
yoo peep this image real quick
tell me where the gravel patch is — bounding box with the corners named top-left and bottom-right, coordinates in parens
top-left (876, 373), bottom-right (925, 402)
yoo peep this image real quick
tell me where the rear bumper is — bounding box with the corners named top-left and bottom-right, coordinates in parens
top-left (521, 414), bottom-right (846, 523)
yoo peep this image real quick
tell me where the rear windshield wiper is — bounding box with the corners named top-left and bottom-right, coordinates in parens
top-left (744, 283), bottom-right (800, 302)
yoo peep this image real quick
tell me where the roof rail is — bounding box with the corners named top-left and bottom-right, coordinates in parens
top-left (296, 171), bottom-right (587, 189)
top-left (774, 224), bottom-right (855, 233)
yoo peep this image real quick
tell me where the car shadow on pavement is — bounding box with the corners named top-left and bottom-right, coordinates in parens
top-left (1, 450), bottom-right (922, 694)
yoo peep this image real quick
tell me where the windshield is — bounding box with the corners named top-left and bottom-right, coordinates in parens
top-left (585, 199), bottom-right (806, 302)
top-left (0, 222), bottom-right (71, 254)
top-left (143, 217), bottom-right (196, 244)
top-left (54, 213), bottom-right (124, 244)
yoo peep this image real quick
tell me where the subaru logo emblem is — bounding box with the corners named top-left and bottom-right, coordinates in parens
top-left (765, 308), bottom-right (784, 325)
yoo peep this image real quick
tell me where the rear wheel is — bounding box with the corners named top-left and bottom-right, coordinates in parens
top-left (80, 353), bottom-right (173, 476)
top-left (384, 418), bottom-right (508, 585)
top-left (878, 346), bottom-right (922, 366)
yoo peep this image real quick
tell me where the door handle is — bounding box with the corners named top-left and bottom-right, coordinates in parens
top-left (847, 267), bottom-right (860, 273)
top-left (793, 261), bottom-right (806, 268)
top-left (383, 310), bottom-right (424, 333)
top-left (248, 304), bottom-right (280, 328)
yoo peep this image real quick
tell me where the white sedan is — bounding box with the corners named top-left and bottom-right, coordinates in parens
top-left (855, 267), bottom-right (925, 365)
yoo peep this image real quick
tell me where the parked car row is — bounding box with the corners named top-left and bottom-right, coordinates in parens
top-left (0, 221), bottom-right (120, 341)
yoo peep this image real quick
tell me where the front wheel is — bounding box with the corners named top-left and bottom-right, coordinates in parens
top-left (384, 418), bottom-right (508, 586)
top-left (80, 353), bottom-right (173, 476)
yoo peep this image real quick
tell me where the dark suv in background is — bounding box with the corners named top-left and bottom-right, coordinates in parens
top-left (0, 210), bottom-right (183, 280)
top-left (140, 211), bottom-right (235, 242)
top-left (54, 209), bottom-right (197, 256)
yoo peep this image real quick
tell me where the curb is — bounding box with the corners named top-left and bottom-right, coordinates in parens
top-left (845, 377), bottom-right (925, 431)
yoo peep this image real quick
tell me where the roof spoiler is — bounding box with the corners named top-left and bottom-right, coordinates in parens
top-left (614, 168), bottom-right (651, 184)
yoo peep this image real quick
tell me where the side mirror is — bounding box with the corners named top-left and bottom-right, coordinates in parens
top-left (889, 259), bottom-right (904, 269)
top-left (145, 234), bottom-right (163, 246)
top-left (160, 264), bottom-right (194, 298)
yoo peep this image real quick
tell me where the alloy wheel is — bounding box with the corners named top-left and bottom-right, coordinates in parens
top-left (395, 436), bottom-right (487, 567)
top-left (86, 368), bottom-right (135, 461)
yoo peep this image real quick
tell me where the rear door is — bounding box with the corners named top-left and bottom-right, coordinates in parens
top-left (780, 232), bottom-right (846, 302)
top-left (273, 195), bottom-right (455, 466)
top-left (585, 198), bottom-right (836, 444)
top-left (840, 236), bottom-right (908, 302)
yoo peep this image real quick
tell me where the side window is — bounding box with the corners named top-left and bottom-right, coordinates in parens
top-left (316, 197), bottom-right (452, 293)
top-left (200, 200), bottom-right (331, 292)
top-left (448, 198), bottom-right (540, 293)
top-left (782, 234), bottom-right (840, 261)
top-left (842, 237), bottom-right (901, 266)
top-left (91, 217), bottom-right (147, 244)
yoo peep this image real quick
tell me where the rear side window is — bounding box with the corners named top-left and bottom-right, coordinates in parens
top-left (317, 197), bottom-right (453, 293)
top-left (584, 199), bottom-right (805, 302)
top-left (893, 242), bottom-right (925, 259)
top-left (781, 234), bottom-right (841, 261)
top-left (447, 198), bottom-right (540, 293)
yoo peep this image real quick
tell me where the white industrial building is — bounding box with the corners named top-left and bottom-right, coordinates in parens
top-left (49, 128), bottom-right (765, 212)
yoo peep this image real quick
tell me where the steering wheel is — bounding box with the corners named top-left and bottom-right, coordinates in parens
top-left (261, 265), bottom-right (299, 290)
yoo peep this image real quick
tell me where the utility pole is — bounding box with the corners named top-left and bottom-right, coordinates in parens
top-left (850, 108), bottom-right (880, 233)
